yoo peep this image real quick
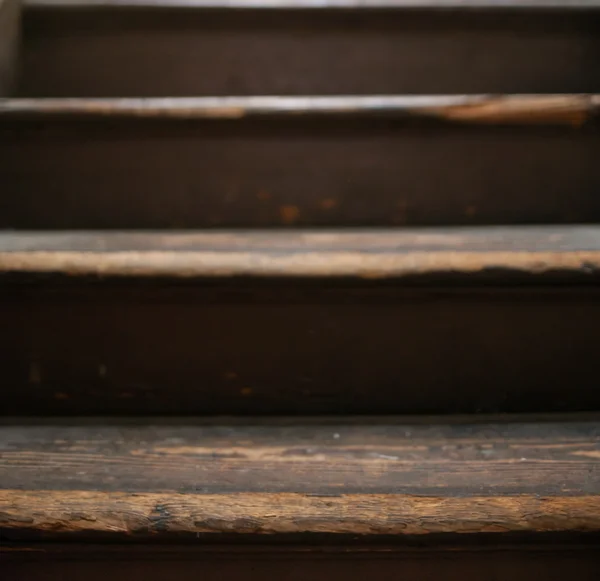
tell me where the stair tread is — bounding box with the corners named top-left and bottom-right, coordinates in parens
top-left (1, 416), bottom-right (599, 539)
top-left (1, 226), bottom-right (599, 279)
top-left (2, 94), bottom-right (598, 126)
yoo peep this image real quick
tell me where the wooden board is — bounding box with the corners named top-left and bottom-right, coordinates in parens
top-left (1, 418), bottom-right (599, 540)
top-left (0, 109), bottom-right (598, 228)
top-left (0, 0), bottom-right (20, 96)
top-left (1, 226), bottom-right (600, 279)
top-left (18, 3), bottom-right (600, 97)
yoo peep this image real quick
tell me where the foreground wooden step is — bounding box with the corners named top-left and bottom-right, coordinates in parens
top-left (1, 95), bottom-right (599, 228)
top-left (1, 227), bottom-right (600, 415)
top-left (1, 416), bottom-right (599, 541)
top-left (18, 0), bottom-right (600, 97)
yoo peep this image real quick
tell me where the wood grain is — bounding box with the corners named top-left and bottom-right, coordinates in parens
top-left (3, 491), bottom-right (600, 538)
top-left (1, 419), bottom-right (599, 539)
top-left (1, 227), bottom-right (599, 279)
top-left (1, 420), bottom-right (599, 495)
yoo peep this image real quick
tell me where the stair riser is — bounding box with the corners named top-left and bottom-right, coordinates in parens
top-left (18, 7), bottom-right (600, 97)
top-left (2, 284), bottom-right (599, 414)
top-left (1, 118), bottom-right (599, 228)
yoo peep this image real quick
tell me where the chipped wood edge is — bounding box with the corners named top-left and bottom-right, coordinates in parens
top-left (0, 0), bottom-right (20, 97)
top-left (2, 491), bottom-right (600, 537)
top-left (0, 95), bottom-right (598, 126)
top-left (0, 250), bottom-right (599, 278)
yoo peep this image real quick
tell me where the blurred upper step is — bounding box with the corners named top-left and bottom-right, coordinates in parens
top-left (1, 225), bottom-right (600, 280)
top-left (1, 95), bottom-right (599, 228)
top-left (16, 0), bottom-right (600, 97)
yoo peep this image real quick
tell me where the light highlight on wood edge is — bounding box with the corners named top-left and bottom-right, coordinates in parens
top-left (22, 0), bottom-right (600, 10)
top-left (1, 95), bottom-right (598, 126)
top-left (0, 251), bottom-right (599, 278)
top-left (2, 491), bottom-right (600, 536)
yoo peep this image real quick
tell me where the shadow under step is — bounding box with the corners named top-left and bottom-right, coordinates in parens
top-left (4, 542), bottom-right (600, 581)
top-left (17, 0), bottom-right (600, 97)
top-left (1, 226), bottom-right (600, 415)
top-left (1, 95), bottom-right (599, 228)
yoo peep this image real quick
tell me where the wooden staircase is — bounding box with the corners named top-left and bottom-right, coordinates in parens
top-left (2, 1), bottom-right (600, 579)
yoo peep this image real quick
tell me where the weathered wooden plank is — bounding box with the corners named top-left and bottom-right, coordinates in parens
top-left (1, 419), bottom-right (599, 540)
top-left (1, 227), bottom-right (600, 278)
top-left (5, 544), bottom-right (600, 581)
top-left (0, 0), bottom-right (20, 96)
top-left (1, 113), bottom-right (598, 228)
top-left (1, 419), bottom-right (598, 495)
top-left (18, 5), bottom-right (600, 97)
top-left (3, 490), bottom-right (600, 538)
top-left (1, 95), bottom-right (598, 125)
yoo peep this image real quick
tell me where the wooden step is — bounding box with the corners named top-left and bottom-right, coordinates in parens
top-left (1, 95), bottom-right (599, 228)
top-left (17, 0), bottom-right (600, 97)
top-left (1, 227), bottom-right (600, 416)
top-left (1, 416), bottom-right (599, 542)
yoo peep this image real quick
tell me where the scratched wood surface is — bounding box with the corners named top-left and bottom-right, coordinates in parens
top-left (1, 418), bottom-right (599, 540)
top-left (18, 4), bottom-right (600, 97)
top-left (1, 116), bottom-right (598, 228)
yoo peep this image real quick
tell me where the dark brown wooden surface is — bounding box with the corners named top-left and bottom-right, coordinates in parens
top-left (1, 115), bottom-right (598, 228)
top-left (18, 5), bottom-right (600, 97)
top-left (1, 418), bottom-right (599, 540)
top-left (2, 418), bottom-right (599, 495)
top-left (2, 279), bottom-right (600, 415)
top-left (0, 0), bottom-right (20, 96)
top-left (4, 544), bottom-right (600, 581)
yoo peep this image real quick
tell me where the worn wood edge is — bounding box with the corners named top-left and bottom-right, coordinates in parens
top-left (2, 227), bottom-right (600, 278)
top-left (21, 0), bottom-right (600, 10)
top-left (1, 95), bottom-right (598, 126)
top-left (2, 491), bottom-right (600, 537)
top-left (0, 0), bottom-right (20, 97)
top-left (1, 250), bottom-right (599, 278)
